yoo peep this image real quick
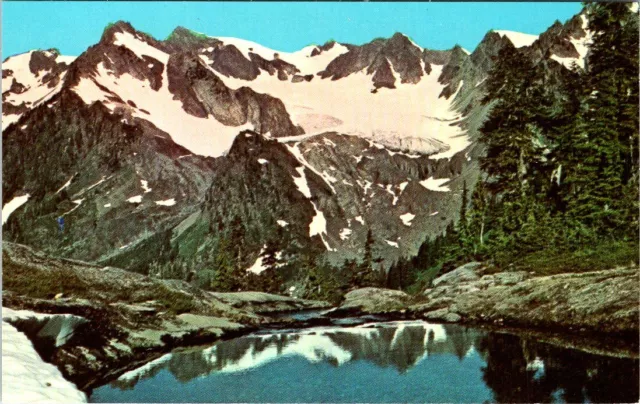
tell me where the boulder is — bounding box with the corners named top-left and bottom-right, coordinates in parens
top-left (492, 271), bottom-right (530, 285)
top-left (431, 262), bottom-right (483, 287)
top-left (423, 308), bottom-right (461, 323)
top-left (336, 287), bottom-right (411, 315)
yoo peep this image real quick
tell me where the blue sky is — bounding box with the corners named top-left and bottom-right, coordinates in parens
top-left (2, 2), bottom-right (583, 58)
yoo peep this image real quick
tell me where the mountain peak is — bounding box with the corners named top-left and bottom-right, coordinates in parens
top-left (166, 26), bottom-right (209, 42)
top-left (100, 21), bottom-right (138, 42)
top-left (164, 26), bottom-right (220, 52)
top-left (388, 32), bottom-right (421, 50)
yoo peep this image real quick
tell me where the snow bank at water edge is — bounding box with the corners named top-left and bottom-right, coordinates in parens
top-left (2, 310), bottom-right (87, 403)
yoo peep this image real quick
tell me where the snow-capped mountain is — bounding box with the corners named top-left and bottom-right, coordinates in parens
top-left (2, 8), bottom-right (595, 276)
top-left (2, 50), bottom-right (75, 130)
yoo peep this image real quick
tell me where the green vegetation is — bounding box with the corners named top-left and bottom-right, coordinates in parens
top-left (104, 22), bottom-right (117, 32)
top-left (2, 251), bottom-right (90, 299)
top-left (3, 249), bottom-right (200, 315)
top-left (398, 3), bottom-right (639, 287)
top-left (165, 28), bottom-right (209, 42)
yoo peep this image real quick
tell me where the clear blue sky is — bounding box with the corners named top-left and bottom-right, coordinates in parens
top-left (2, 2), bottom-right (583, 58)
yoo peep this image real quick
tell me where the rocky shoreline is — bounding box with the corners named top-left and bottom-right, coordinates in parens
top-left (2, 242), bottom-right (638, 400)
top-left (330, 262), bottom-right (640, 356)
top-left (1, 242), bottom-right (332, 395)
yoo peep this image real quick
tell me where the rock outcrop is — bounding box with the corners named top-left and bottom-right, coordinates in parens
top-left (1, 242), bottom-right (330, 390)
top-left (335, 263), bottom-right (639, 339)
top-left (330, 287), bottom-right (411, 316)
top-left (412, 263), bottom-right (639, 337)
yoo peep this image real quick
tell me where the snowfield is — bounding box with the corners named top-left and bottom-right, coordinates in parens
top-left (211, 37), bottom-right (350, 76)
top-left (73, 32), bottom-right (253, 158)
top-left (217, 60), bottom-right (469, 158)
top-left (2, 308), bottom-right (87, 403)
top-left (2, 51), bottom-right (76, 131)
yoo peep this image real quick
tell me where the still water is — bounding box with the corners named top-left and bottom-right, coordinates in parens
top-left (91, 321), bottom-right (639, 403)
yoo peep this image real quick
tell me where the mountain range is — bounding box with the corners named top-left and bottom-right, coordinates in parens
top-left (2, 9), bottom-right (593, 285)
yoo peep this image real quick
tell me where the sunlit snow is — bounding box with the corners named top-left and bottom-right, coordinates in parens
top-left (495, 30), bottom-right (539, 48)
top-left (155, 199), bottom-right (176, 206)
top-left (419, 177), bottom-right (451, 192)
top-left (400, 212), bottom-right (415, 226)
top-left (2, 194), bottom-right (30, 225)
top-left (73, 32), bottom-right (252, 157)
top-left (127, 195), bottom-right (143, 203)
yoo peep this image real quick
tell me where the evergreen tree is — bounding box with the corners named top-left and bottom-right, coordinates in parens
top-left (563, 3), bottom-right (639, 237)
top-left (209, 237), bottom-right (237, 291)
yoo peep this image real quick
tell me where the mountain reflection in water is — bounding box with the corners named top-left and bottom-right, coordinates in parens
top-left (91, 321), bottom-right (639, 403)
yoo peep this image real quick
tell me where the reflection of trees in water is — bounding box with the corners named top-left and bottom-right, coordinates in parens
top-left (477, 333), bottom-right (640, 403)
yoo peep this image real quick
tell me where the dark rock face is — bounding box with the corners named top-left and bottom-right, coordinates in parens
top-left (2, 50), bottom-right (72, 127)
top-left (318, 33), bottom-right (425, 89)
top-left (292, 74), bottom-right (314, 83)
top-left (172, 131), bottom-right (480, 272)
top-left (165, 52), bottom-right (301, 138)
top-left (66, 23), bottom-right (166, 93)
top-left (163, 26), bottom-right (222, 53)
top-left (423, 49), bottom-right (453, 66)
top-left (2, 89), bottom-right (215, 268)
top-left (371, 57), bottom-right (396, 89)
top-left (438, 46), bottom-right (471, 98)
top-left (211, 45), bottom-right (262, 80)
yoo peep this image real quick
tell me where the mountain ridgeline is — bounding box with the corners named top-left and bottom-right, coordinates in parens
top-left (2, 3), bottom-right (637, 300)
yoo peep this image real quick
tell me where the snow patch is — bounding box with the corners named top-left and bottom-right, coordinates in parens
top-left (287, 143), bottom-right (336, 193)
top-left (292, 166), bottom-right (312, 198)
top-left (354, 216), bottom-right (365, 225)
top-left (127, 195), bottom-right (143, 204)
top-left (257, 158), bottom-right (269, 165)
top-left (56, 176), bottom-right (74, 194)
top-left (385, 240), bottom-right (399, 248)
top-left (339, 228), bottom-right (352, 241)
top-left (495, 30), bottom-right (539, 48)
top-left (155, 199), bottom-right (176, 206)
top-left (277, 220), bottom-right (289, 227)
top-left (140, 180), bottom-right (152, 193)
top-left (309, 202), bottom-right (333, 251)
top-left (247, 252), bottom-right (267, 275)
top-left (400, 212), bottom-right (415, 226)
top-left (2, 321), bottom-right (87, 403)
top-left (419, 177), bottom-right (451, 192)
top-left (2, 194), bottom-right (30, 225)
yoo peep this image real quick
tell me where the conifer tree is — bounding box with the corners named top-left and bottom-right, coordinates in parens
top-left (563, 3), bottom-right (639, 236)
